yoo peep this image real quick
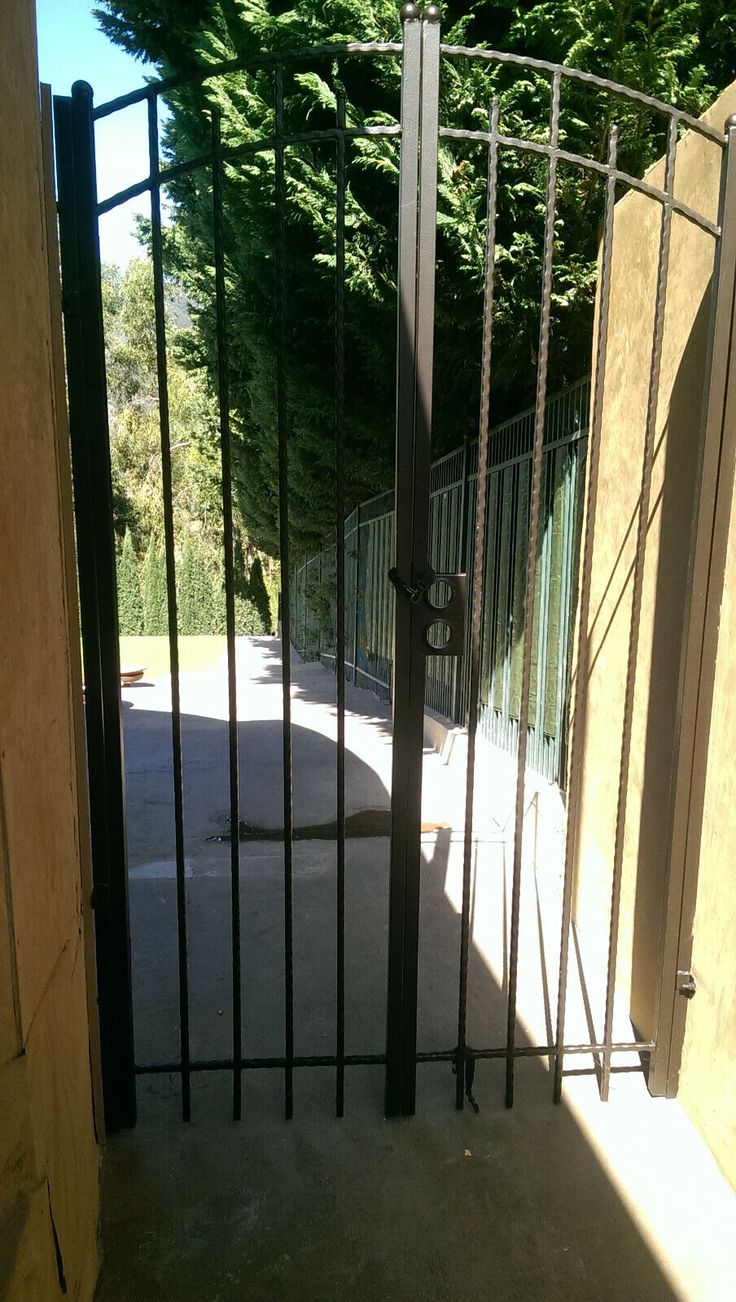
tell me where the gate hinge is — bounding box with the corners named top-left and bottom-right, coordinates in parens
top-left (676, 970), bottom-right (697, 999)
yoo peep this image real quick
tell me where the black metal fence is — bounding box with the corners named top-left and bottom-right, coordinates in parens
top-left (291, 378), bottom-right (589, 784)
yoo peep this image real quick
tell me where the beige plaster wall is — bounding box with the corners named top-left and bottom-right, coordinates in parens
top-left (0, 1), bottom-right (100, 1296)
top-left (570, 81), bottom-right (736, 1187)
top-left (678, 437), bottom-right (736, 1187)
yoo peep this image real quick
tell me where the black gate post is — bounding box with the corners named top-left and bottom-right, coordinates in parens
top-left (385, 3), bottom-right (442, 1117)
top-left (53, 84), bottom-right (136, 1130)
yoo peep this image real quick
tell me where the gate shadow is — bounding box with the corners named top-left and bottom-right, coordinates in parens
top-left (107, 649), bottom-right (679, 1300)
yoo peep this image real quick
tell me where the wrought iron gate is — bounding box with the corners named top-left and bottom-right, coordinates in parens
top-left (53, 3), bottom-right (735, 1130)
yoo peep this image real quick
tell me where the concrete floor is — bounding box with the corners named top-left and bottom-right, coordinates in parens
top-left (95, 637), bottom-right (736, 1300)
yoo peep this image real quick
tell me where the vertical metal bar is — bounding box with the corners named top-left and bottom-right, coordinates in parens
top-left (352, 504), bottom-right (361, 682)
top-left (456, 99), bottom-right (499, 1109)
top-left (600, 116), bottom-right (677, 1102)
top-left (148, 90), bottom-right (191, 1121)
top-left (54, 86), bottom-right (136, 1131)
top-left (648, 116), bottom-right (736, 1098)
top-left (275, 63), bottom-right (295, 1119)
top-left (452, 430), bottom-right (472, 722)
top-left (386, 5), bottom-right (442, 1117)
top-left (531, 456), bottom-right (552, 770)
top-left (506, 71), bottom-right (560, 1108)
top-left (212, 109), bottom-right (242, 1121)
top-left (42, 84), bottom-right (105, 1137)
top-left (385, 6), bottom-right (423, 1118)
top-left (335, 89), bottom-right (347, 1118)
top-left (553, 130), bottom-right (617, 1101)
top-left (552, 443), bottom-right (577, 784)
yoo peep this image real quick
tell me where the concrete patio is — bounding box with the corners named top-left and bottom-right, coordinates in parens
top-left (94, 637), bottom-right (736, 1299)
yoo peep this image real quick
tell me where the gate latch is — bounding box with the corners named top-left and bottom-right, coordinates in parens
top-left (388, 565), bottom-right (436, 605)
top-left (389, 563), bottom-right (467, 657)
top-left (677, 970), bottom-right (697, 999)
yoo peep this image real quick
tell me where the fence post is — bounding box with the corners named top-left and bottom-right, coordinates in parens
top-left (385, 4), bottom-right (441, 1118)
top-left (54, 85), bottom-right (136, 1130)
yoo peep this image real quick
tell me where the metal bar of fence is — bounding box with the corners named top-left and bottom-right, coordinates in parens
top-left (385, 7), bottom-right (424, 1119)
top-left (532, 456), bottom-right (554, 775)
top-left (456, 98), bottom-right (499, 1110)
top-left (506, 70), bottom-right (561, 1109)
top-left (148, 88), bottom-right (192, 1122)
top-left (211, 108), bottom-right (242, 1121)
top-left (396, 6), bottom-right (442, 1116)
top-left (352, 505), bottom-right (361, 683)
top-left (54, 86), bottom-right (136, 1131)
top-left (274, 62), bottom-right (295, 1119)
top-left (600, 115), bottom-right (678, 1102)
top-left (136, 1036), bottom-right (653, 1077)
top-left (553, 128), bottom-right (618, 1102)
top-left (335, 88), bottom-right (347, 1119)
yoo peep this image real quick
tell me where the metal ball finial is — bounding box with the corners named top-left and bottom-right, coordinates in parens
top-left (423, 3), bottom-right (442, 21)
top-left (725, 113), bottom-right (736, 131)
top-left (400, 3), bottom-right (420, 21)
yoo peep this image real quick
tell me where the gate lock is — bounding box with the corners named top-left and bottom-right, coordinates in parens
top-left (388, 564), bottom-right (467, 656)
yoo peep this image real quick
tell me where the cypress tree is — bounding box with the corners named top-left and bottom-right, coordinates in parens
top-left (117, 528), bottom-right (144, 635)
top-left (248, 557), bottom-right (272, 635)
top-left (178, 535), bottom-right (215, 635)
top-left (143, 536), bottom-right (168, 636)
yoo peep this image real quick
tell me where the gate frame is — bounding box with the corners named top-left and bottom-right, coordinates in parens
top-left (385, 4), bottom-right (443, 1119)
top-left (53, 84), bottom-right (136, 1132)
top-left (51, 0), bottom-right (734, 1125)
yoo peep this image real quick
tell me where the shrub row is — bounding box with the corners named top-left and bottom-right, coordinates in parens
top-left (117, 530), bottom-right (270, 638)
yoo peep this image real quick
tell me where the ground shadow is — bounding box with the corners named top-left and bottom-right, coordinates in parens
top-left (95, 644), bottom-right (678, 1301)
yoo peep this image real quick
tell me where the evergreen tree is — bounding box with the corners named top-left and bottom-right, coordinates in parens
top-left (234, 594), bottom-right (266, 637)
top-left (248, 557), bottom-right (273, 635)
top-left (97, 1), bottom-right (733, 555)
top-left (143, 536), bottom-right (169, 635)
top-left (117, 528), bottom-right (144, 635)
top-left (178, 534), bottom-right (215, 635)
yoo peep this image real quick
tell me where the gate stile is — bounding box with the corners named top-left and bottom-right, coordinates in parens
top-left (53, 2), bottom-right (733, 1129)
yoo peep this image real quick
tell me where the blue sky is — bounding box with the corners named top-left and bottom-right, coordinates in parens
top-left (36, 0), bottom-right (156, 266)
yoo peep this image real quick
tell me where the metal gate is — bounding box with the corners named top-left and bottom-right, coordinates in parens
top-left (53, 3), bottom-right (735, 1129)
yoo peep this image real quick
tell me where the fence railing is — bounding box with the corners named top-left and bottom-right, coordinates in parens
top-left (291, 378), bottom-right (590, 784)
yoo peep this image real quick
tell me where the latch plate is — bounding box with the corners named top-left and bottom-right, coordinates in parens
top-left (388, 564), bottom-right (467, 657)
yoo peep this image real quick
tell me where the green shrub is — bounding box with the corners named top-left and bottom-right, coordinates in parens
top-left (178, 535), bottom-right (215, 635)
top-left (143, 535), bottom-right (168, 636)
top-left (248, 556), bottom-right (272, 634)
top-left (117, 528), bottom-right (143, 635)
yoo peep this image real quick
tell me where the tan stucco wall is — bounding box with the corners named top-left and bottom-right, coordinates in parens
top-left (0, 1), bottom-right (100, 1297)
top-left (678, 442), bottom-right (736, 1186)
top-left (571, 81), bottom-right (736, 1188)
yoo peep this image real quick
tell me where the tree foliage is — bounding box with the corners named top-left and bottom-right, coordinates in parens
top-left (103, 257), bottom-right (223, 552)
top-left (178, 533), bottom-right (216, 633)
top-left (248, 556), bottom-right (273, 633)
top-left (117, 528), bottom-right (144, 635)
top-left (105, 254), bottom-right (277, 633)
top-left (97, 1), bottom-right (734, 557)
top-left (143, 535), bottom-right (169, 635)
